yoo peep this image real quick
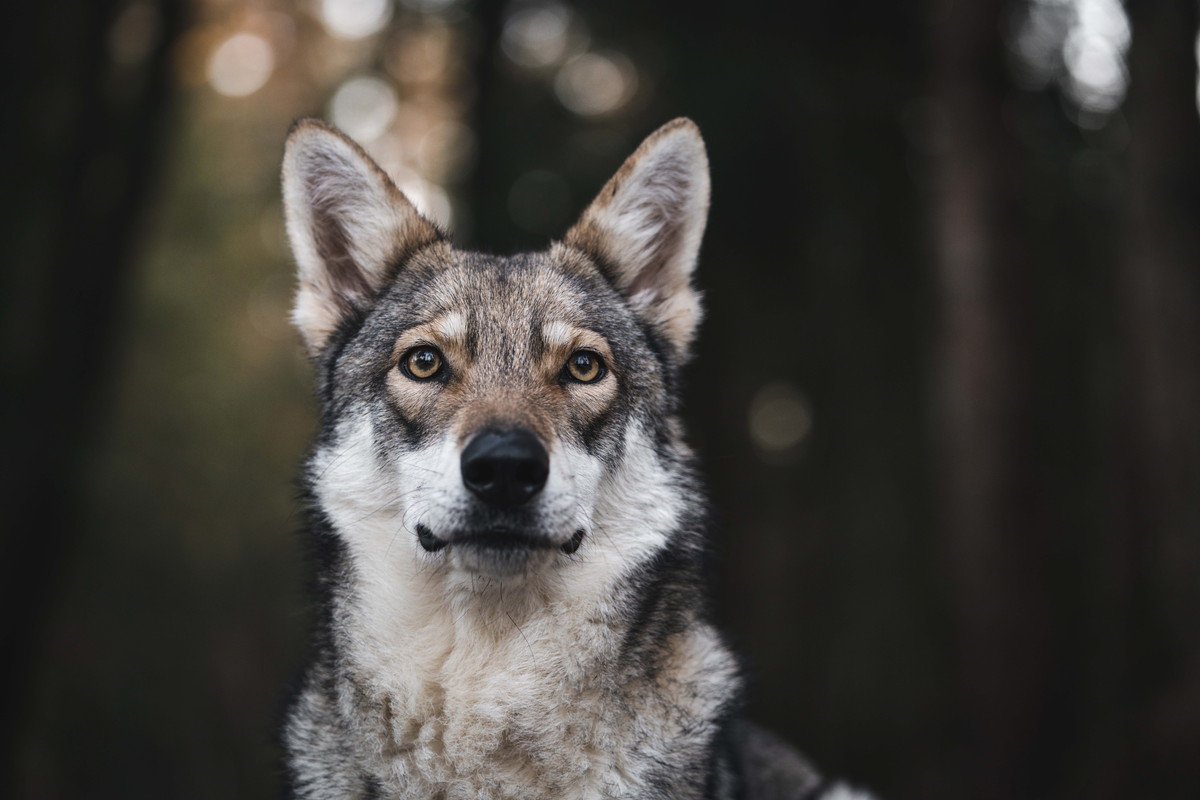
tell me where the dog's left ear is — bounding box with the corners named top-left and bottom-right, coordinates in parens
top-left (564, 118), bottom-right (710, 357)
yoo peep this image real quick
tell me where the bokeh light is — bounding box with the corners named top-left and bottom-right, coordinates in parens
top-left (329, 74), bottom-right (398, 142)
top-left (1064, 0), bottom-right (1130, 114)
top-left (206, 32), bottom-right (274, 97)
top-left (502, 2), bottom-right (579, 69)
top-left (554, 51), bottom-right (636, 116)
top-left (1013, 0), bottom-right (1130, 121)
top-left (748, 382), bottom-right (813, 459)
top-left (318, 0), bottom-right (392, 41)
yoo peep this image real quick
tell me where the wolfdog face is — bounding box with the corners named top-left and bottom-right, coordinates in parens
top-left (282, 118), bottom-right (710, 591)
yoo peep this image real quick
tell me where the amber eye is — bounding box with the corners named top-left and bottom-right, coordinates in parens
top-left (563, 350), bottom-right (605, 384)
top-left (401, 346), bottom-right (444, 381)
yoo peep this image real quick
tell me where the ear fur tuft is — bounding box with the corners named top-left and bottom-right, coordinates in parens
top-left (563, 118), bottom-right (710, 356)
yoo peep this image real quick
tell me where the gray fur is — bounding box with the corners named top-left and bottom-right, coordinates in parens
top-left (278, 119), bottom-right (876, 800)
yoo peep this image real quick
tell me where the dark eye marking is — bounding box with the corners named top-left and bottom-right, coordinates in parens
top-left (562, 349), bottom-right (606, 384)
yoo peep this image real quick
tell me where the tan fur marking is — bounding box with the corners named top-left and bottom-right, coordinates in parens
top-left (386, 316), bottom-right (475, 425)
top-left (451, 388), bottom-right (559, 445)
top-left (385, 301), bottom-right (618, 453)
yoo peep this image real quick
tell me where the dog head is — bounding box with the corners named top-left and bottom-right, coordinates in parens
top-left (283, 118), bottom-right (709, 586)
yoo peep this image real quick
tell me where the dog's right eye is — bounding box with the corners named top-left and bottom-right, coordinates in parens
top-left (400, 346), bottom-right (444, 381)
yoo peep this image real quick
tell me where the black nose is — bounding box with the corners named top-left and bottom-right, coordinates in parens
top-left (461, 428), bottom-right (549, 508)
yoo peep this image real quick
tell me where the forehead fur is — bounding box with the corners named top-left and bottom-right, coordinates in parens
top-left (318, 241), bottom-right (675, 411)
top-left (366, 244), bottom-right (650, 360)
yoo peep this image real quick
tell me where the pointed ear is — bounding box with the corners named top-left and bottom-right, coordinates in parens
top-left (563, 118), bottom-right (710, 357)
top-left (281, 119), bottom-right (441, 355)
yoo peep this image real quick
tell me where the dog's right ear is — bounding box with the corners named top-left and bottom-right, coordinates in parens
top-left (282, 119), bottom-right (441, 355)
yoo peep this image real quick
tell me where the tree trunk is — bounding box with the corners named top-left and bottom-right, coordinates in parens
top-left (0, 0), bottom-right (183, 779)
top-left (1121, 2), bottom-right (1200, 796)
top-left (930, 1), bottom-right (1056, 796)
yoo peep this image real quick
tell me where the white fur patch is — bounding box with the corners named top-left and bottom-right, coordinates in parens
top-left (431, 310), bottom-right (467, 344)
top-left (540, 319), bottom-right (574, 350)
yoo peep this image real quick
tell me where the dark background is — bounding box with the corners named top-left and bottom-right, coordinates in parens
top-left (2, 0), bottom-right (1198, 797)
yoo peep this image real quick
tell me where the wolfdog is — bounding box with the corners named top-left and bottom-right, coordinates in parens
top-left (279, 117), bottom-right (873, 799)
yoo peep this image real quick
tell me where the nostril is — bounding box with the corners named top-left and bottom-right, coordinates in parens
top-left (514, 459), bottom-right (547, 488)
top-left (462, 459), bottom-right (495, 489)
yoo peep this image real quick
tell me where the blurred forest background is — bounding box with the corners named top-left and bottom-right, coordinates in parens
top-left (2, 0), bottom-right (1198, 797)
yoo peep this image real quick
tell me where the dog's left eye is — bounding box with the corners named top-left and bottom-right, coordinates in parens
top-left (563, 350), bottom-right (605, 384)
top-left (401, 346), bottom-right (444, 381)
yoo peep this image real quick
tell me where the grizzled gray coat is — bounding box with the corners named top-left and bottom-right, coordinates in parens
top-left (278, 116), bottom-right (874, 800)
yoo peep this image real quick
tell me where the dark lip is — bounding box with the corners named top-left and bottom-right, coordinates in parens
top-left (454, 527), bottom-right (556, 551)
top-left (416, 524), bottom-right (585, 555)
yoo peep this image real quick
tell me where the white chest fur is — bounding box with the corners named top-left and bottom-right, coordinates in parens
top-left (335, 583), bottom-right (736, 800)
